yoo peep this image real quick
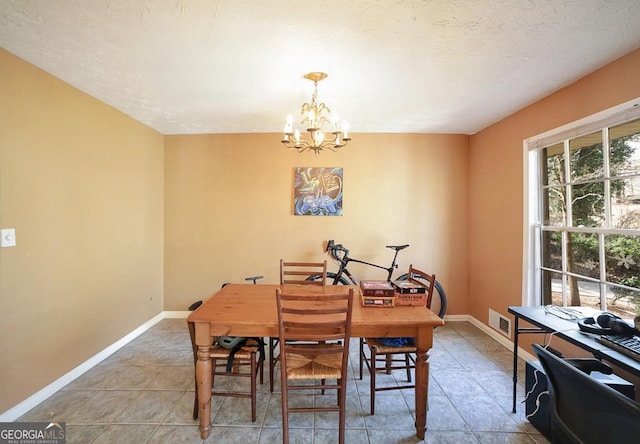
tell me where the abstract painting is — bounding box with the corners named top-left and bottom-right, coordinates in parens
top-left (293, 167), bottom-right (343, 216)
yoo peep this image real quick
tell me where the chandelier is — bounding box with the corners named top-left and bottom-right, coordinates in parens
top-left (281, 72), bottom-right (351, 154)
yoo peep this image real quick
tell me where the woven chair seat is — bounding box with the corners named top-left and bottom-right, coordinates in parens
top-left (210, 345), bottom-right (257, 360)
top-left (365, 338), bottom-right (416, 354)
top-left (285, 345), bottom-right (344, 380)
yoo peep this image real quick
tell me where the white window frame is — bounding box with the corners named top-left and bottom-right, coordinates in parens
top-left (523, 97), bottom-right (640, 307)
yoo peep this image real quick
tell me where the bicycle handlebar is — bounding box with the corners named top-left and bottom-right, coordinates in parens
top-left (325, 239), bottom-right (349, 261)
top-left (325, 239), bottom-right (335, 252)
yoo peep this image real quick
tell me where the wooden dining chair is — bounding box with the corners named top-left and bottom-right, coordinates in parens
top-left (276, 287), bottom-right (354, 444)
top-left (188, 303), bottom-right (264, 422)
top-left (359, 264), bottom-right (438, 415)
top-left (279, 259), bottom-right (327, 285)
top-left (269, 260), bottom-right (327, 392)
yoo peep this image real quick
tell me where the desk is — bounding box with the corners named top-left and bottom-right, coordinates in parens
top-left (508, 306), bottom-right (640, 413)
top-left (188, 284), bottom-right (444, 439)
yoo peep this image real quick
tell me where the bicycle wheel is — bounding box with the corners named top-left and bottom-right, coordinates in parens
top-left (395, 273), bottom-right (447, 319)
top-left (306, 272), bottom-right (350, 285)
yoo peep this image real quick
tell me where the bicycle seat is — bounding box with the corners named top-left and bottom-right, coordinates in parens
top-left (386, 244), bottom-right (409, 251)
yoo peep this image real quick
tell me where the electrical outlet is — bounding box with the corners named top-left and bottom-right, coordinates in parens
top-left (1, 228), bottom-right (16, 247)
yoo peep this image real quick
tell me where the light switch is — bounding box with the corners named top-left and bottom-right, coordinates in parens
top-left (1, 228), bottom-right (16, 247)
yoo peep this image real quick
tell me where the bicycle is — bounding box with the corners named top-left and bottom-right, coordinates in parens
top-left (308, 239), bottom-right (447, 318)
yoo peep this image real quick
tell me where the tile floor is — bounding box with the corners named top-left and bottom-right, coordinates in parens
top-left (17, 319), bottom-right (547, 443)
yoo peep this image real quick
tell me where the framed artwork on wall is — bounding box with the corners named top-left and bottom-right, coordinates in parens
top-left (293, 167), bottom-right (343, 216)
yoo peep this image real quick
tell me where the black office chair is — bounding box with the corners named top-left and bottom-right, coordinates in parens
top-left (532, 343), bottom-right (640, 444)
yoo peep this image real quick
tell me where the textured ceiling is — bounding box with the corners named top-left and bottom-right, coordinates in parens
top-left (1, 0), bottom-right (640, 135)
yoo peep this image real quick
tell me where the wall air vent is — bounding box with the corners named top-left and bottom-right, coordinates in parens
top-left (489, 309), bottom-right (511, 337)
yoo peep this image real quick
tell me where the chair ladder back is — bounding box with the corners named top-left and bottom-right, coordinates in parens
top-left (408, 264), bottom-right (436, 309)
top-left (280, 260), bottom-right (327, 285)
top-left (276, 289), bottom-right (353, 343)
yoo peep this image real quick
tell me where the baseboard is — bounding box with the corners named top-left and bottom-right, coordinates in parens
top-left (0, 312), bottom-right (168, 421)
top-left (446, 314), bottom-right (535, 362)
top-left (164, 310), bottom-right (190, 318)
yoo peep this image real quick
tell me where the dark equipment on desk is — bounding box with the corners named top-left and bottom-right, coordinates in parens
top-left (577, 312), bottom-right (640, 337)
top-left (598, 335), bottom-right (640, 362)
top-left (531, 344), bottom-right (640, 444)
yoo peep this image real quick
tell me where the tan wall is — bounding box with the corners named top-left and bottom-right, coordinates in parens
top-left (0, 49), bottom-right (165, 412)
top-left (164, 133), bottom-right (469, 313)
top-left (468, 48), bottom-right (640, 348)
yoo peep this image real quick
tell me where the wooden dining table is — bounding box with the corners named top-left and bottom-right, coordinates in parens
top-left (187, 283), bottom-right (444, 439)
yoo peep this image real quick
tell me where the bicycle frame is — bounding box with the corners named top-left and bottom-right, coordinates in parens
top-left (325, 239), bottom-right (407, 285)
top-left (320, 240), bottom-right (448, 318)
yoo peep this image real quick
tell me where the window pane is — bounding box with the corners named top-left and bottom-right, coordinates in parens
top-left (567, 232), bottom-right (599, 279)
top-left (568, 276), bottom-right (600, 309)
top-left (571, 182), bottom-right (605, 227)
top-left (611, 178), bottom-right (640, 229)
top-left (545, 187), bottom-right (566, 225)
top-left (543, 143), bottom-right (565, 186)
top-left (542, 231), bottom-right (562, 270)
top-left (605, 234), bottom-right (640, 286)
top-left (541, 269), bottom-right (562, 306)
top-left (610, 118), bottom-right (640, 230)
top-left (569, 131), bottom-right (604, 182)
top-left (610, 118), bottom-right (640, 178)
top-left (606, 284), bottom-right (640, 319)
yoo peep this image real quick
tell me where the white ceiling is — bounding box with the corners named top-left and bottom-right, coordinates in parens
top-left (1, 0), bottom-right (639, 135)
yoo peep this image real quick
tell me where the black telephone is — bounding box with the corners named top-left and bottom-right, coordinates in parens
top-left (578, 312), bottom-right (640, 337)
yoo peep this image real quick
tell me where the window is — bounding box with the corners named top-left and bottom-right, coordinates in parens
top-left (525, 100), bottom-right (640, 318)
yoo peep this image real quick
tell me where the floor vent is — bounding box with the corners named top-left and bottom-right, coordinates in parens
top-left (489, 309), bottom-right (511, 337)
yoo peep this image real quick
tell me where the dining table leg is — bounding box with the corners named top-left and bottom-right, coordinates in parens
top-left (196, 343), bottom-right (212, 439)
top-left (414, 326), bottom-right (431, 440)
